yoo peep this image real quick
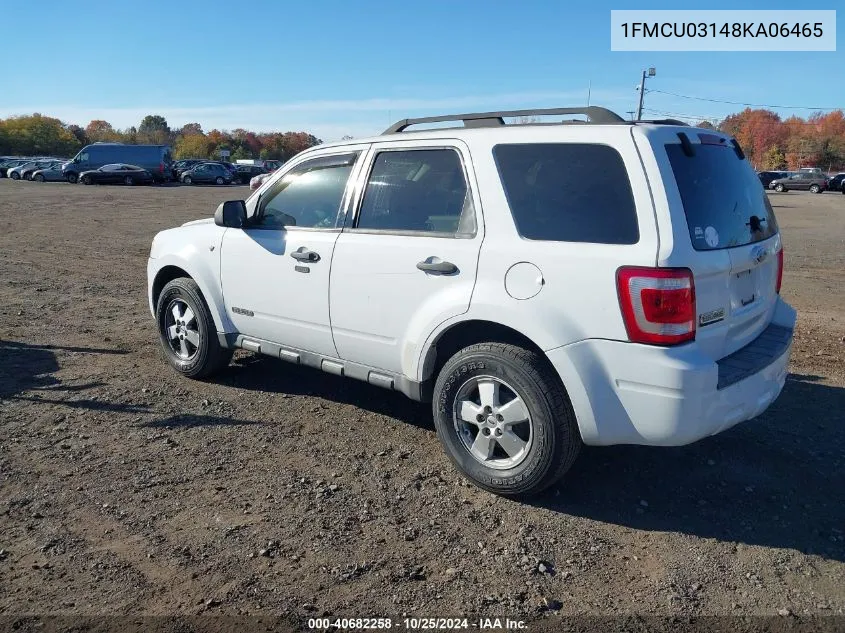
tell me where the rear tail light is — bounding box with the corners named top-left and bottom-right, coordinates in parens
top-left (776, 248), bottom-right (784, 294)
top-left (617, 267), bottom-right (696, 346)
top-left (159, 162), bottom-right (164, 173)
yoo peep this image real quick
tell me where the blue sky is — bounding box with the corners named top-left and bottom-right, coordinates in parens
top-left (0, 0), bottom-right (840, 140)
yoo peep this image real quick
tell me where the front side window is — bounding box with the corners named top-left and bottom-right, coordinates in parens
top-left (355, 149), bottom-right (475, 236)
top-left (494, 143), bottom-right (639, 244)
top-left (255, 153), bottom-right (358, 230)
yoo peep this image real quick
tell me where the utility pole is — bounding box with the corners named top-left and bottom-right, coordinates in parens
top-left (635, 67), bottom-right (656, 121)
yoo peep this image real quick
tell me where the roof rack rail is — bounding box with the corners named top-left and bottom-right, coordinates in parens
top-left (383, 106), bottom-right (625, 134)
top-left (641, 118), bottom-right (689, 126)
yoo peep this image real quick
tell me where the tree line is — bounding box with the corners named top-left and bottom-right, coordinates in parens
top-left (0, 113), bottom-right (322, 162)
top-left (1, 108), bottom-right (843, 171)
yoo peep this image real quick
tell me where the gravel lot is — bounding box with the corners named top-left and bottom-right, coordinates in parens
top-left (0, 179), bottom-right (843, 630)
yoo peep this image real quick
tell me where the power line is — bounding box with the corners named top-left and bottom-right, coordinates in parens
top-left (647, 89), bottom-right (841, 111)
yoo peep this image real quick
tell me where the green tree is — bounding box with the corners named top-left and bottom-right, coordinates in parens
top-left (138, 115), bottom-right (170, 145)
top-left (761, 145), bottom-right (786, 170)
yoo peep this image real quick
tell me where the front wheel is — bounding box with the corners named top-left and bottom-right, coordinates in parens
top-left (23, 173), bottom-right (32, 181)
top-left (156, 277), bottom-right (232, 378)
top-left (809, 184), bottom-right (821, 194)
top-left (774, 183), bottom-right (785, 192)
top-left (81, 175), bottom-right (92, 185)
top-left (182, 176), bottom-right (192, 185)
top-left (432, 342), bottom-right (581, 497)
top-left (215, 176), bottom-right (224, 185)
top-left (124, 175), bottom-right (134, 186)
top-left (10, 172), bottom-right (20, 180)
top-left (66, 173), bottom-right (78, 184)
top-left (34, 174), bottom-right (45, 182)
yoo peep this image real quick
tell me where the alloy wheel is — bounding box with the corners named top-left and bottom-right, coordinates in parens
top-left (452, 375), bottom-right (533, 470)
top-left (164, 298), bottom-right (200, 361)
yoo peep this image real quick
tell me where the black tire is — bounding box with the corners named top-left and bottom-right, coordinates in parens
top-left (809, 184), bottom-right (820, 194)
top-left (774, 183), bottom-right (785, 192)
top-left (10, 172), bottom-right (20, 180)
top-left (66, 173), bottom-right (78, 184)
top-left (215, 176), bottom-right (224, 185)
top-left (183, 176), bottom-right (192, 185)
top-left (23, 172), bottom-right (32, 181)
top-left (432, 342), bottom-right (581, 497)
top-left (155, 277), bottom-right (232, 379)
top-left (81, 175), bottom-right (92, 185)
top-left (124, 175), bottom-right (134, 186)
top-left (34, 174), bottom-right (45, 182)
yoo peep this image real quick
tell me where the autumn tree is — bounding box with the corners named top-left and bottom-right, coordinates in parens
top-left (85, 120), bottom-right (120, 143)
top-left (0, 114), bottom-right (82, 156)
top-left (173, 133), bottom-right (213, 159)
top-left (180, 122), bottom-right (204, 136)
top-left (138, 115), bottom-right (170, 145)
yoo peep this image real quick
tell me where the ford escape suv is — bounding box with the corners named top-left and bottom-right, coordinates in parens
top-left (147, 106), bottom-right (796, 497)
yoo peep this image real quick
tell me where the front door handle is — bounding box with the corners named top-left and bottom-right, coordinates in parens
top-left (416, 259), bottom-right (458, 275)
top-left (291, 247), bottom-right (320, 262)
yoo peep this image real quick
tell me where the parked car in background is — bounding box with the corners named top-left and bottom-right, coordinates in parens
top-left (172, 159), bottom-right (204, 181)
top-left (758, 171), bottom-right (789, 188)
top-left (769, 172), bottom-right (828, 193)
top-left (0, 158), bottom-right (30, 177)
top-left (826, 173), bottom-right (845, 192)
top-left (79, 163), bottom-right (154, 185)
top-left (8, 160), bottom-right (56, 180)
top-left (64, 144), bottom-right (172, 183)
top-left (180, 162), bottom-right (233, 185)
top-left (249, 171), bottom-right (272, 191)
top-left (20, 160), bottom-right (63, 181)
top-left (234, 164), bottom-right (267, 184)
top-left (30, 162), bottom-right (66, 182)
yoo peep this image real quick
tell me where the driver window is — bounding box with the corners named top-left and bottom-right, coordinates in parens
top-left (256, 153), bottom-right (358, 230)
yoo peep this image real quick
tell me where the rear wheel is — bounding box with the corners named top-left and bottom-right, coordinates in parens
top-left (124, 175), bottom-right (134, 186)
top-left (81, 174), bottom-right (92, 185)
top-left (215, 176), bottom-right (224, 185)
top-left (809, 184), bottom-right (821, 194)
top-left (66, 173), bottom-right (78, 184)
top-left (774, 183), bottom-right (785, 192)
top-left (10, 172), bottom-right (20, 180)
top-left (156, 277), bottom-right (232, 378)
top-left (23, 172), bottom-right (32, 181)
top-left (432, 342), bottom-right (581, 497)
top-left (34, 174), bottom-right (45, 182)
top-left (183, 176), bottom-right (192, 185)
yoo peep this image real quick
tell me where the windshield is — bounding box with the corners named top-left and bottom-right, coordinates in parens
top-left (666, 143), bottom-right (778, 251)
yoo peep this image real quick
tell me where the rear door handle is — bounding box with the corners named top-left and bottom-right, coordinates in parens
top-left (416, 259), bottom-right (457, 275)
top-left (291, 248), bottom-right (320, 262)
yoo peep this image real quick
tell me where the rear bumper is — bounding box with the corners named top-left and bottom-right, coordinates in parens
top-left (547, 297), bottom-right (797, 446)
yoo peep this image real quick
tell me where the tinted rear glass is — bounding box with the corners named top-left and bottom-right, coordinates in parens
top-left (666, 143), bottom-right (778, 251)
top-left (494, 143), bottom-right (638, 244)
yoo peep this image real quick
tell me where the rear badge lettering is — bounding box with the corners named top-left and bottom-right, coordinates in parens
top-left (231, 306), bottom-right (254, 317)
top-left (699, 308), bottom-right (725, 327)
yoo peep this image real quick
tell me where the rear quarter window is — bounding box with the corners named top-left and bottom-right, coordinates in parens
top-left (493, 143), bottom-right (639, 244)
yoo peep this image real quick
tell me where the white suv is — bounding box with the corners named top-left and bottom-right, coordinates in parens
top-left (147, 107), bottom-right (796, 496)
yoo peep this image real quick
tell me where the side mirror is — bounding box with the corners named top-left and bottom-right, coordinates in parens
top-left (214, 200), bottom-right (247, 228)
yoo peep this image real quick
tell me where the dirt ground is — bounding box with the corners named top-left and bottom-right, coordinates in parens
top-left (0, 179), bottom-right (843, 631)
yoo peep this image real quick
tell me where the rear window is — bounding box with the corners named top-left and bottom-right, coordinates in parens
top-left (666, 142), bottom-right (778, 251)
top-left (494, 144), bottom-right (639, 244)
